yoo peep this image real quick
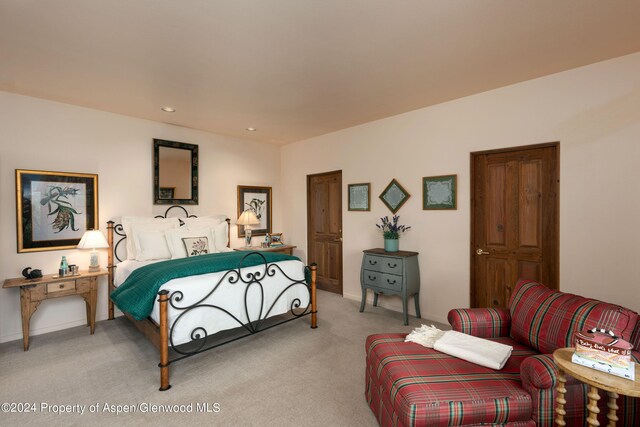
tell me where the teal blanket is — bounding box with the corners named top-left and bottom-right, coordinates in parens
top-left (111, 251), bottom-right (300, 321)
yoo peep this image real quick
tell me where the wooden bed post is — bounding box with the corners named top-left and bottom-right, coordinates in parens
top-left (107, 221), bottom-right (115, 320)
top-left (310, 263), bottom-right (317, 329)
top-left (158, 290), bottom-right (171, 391)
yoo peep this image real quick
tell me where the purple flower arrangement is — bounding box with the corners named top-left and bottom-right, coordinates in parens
top-left (376, 215), bottom-right (411, 239)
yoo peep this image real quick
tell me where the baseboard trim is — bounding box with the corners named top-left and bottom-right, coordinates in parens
top-left (0, 318), bottom-right (90, 344)
top-left (342, 291), bottom-right (448, 324)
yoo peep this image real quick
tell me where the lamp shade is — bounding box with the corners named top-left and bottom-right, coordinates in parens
top-left (77, 230), bottom-right (109, 249)
top-left (236, 210), bottom-right (260, 226)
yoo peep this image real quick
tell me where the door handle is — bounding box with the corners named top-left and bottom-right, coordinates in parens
top-left (476, 248), bottom-right (490, 255)
top-left (334, 237), bottom-right (343, 242)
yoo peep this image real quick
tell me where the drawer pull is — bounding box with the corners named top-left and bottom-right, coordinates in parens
top-left (368, 275), bottom-right (377, 281)
top-left (387, 279), bottom-right (397, 285)
top-left (387, 263), bottom-right (397, 268)
top-left (368, 260), bottom-right (377, 265)
top-left (59, 284), bottom-right (64, 289)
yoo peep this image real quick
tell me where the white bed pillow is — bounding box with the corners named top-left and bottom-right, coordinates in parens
top-left (212, 221), bottom-right (229, 252)
top-left (133, 230), bottom-right (172, 261)
top-left (182, 216), bottom-right (224, 229)
top-left (121, 217), bottom-right (180, 260)
top-left (165, 227), bottom-right (215, 259)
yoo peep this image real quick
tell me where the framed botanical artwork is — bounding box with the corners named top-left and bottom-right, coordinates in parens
top-left (16, 169), bottom-right (99, 253)
top-left (348, 183), bottom-right (370, 211)
top-left (423, 174), bottom-right (457, 210)
top-left (237, 185), bottom-right (272, 238)
top-left (379, 179), bottom-right (410, 213)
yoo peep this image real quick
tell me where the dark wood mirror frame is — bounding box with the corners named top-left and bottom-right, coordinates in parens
top-left (153, 139), bottom-right (198, 205)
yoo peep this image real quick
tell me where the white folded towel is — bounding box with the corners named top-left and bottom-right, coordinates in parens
top-left (405, 325), bottom-right (513, 370)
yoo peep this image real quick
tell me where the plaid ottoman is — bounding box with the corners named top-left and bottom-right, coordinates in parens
top-left (365, 333), bottom-right (538, 426)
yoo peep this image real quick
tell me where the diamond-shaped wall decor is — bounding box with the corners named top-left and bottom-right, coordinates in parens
top-left (379, 179), bottom-right (410, 213)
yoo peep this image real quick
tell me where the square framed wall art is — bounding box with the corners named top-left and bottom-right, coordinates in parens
top-left (237, 185), bottom-right (272, 238)
top-left (348, 183), bottom-right (370, 211)
top-left (379, 179), bottom-right (410, 213)
top-left (423, 174), bottom-right (457, 210)
top-left (16, 169), bottom-right (99, 253)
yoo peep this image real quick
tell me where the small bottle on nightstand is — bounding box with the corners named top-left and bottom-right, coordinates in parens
top-left (59, 256), bottom-right (69, 277)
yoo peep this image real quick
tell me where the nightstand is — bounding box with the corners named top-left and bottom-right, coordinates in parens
top-left (235, 245), bottom-right (297, 256)
top-left (3, 269), bottom-right (108, 351)
top-left (359, 248), bottom-right (421, 325)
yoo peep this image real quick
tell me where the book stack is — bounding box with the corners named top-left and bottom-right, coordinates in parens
top-left (571, 351), bottom-right (635, 380)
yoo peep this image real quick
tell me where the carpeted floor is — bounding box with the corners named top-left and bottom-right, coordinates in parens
top-left (0, 290), bottom-right (447, 426)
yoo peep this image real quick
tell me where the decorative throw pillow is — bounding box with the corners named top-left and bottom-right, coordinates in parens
top-left (182, 236), bottom-right (210, 257)
top-left (165, 227), bottom-right (215, 259)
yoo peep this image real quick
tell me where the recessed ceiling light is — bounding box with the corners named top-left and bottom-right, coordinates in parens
top-left (161, 106), bottom-right (176, 113)
top-left (246, 127), bottom-right (257, 131)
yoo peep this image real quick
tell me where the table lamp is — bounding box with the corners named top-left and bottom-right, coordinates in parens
top-left (237, 210), bottom-right (260, 246)
top-left (77, 230), bottom-right (109, 272)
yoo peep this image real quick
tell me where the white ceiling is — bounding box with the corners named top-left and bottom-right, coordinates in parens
top-left (1, 1), bottom-right (640, 144)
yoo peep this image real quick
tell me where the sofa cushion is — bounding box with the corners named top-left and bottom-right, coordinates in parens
top-left (509, 280), bottom-right (638, 354)
top-left (365, 333), bottom-right (538, 426)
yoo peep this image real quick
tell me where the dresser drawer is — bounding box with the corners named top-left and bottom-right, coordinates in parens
top-left (362, 270), bottom-right (402, 292)
top-left (363, 254), bottom-right (384, 272)
top-left (364, 254), bottom-right (404, 274)
top-left (46, 280), bottom-right (76, 294)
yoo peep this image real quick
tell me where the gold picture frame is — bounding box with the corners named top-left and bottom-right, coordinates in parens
top-left (16, 169), bottom-right (99, 253)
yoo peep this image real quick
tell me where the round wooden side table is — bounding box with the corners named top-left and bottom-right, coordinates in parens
top-left (553, 347), bottom-right (640, 426)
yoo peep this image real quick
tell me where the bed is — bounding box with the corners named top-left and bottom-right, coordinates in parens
top-left (106, 206), bottom-right (317, 390)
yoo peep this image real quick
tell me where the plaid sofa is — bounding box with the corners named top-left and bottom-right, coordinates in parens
top-left (365, 279), bottom-right (640, 426)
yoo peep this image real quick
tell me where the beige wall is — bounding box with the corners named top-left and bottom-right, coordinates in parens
top-left (0, 91), bottom-right (281, 343)
top-left (2, 52), bottom-right (639, 344)
top-left (281, 52), bottom-right (640, 323)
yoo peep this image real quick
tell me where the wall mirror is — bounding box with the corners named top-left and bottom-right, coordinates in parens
top-left (153, 139), bottom-right (198, 205)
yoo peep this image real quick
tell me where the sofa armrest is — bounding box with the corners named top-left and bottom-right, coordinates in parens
top-left (520, 354), bottom-right (582, 389)
top-left (447, 308), bottom-right (511, 338)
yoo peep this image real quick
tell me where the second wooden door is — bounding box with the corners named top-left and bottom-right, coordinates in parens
top-left (471, 143), bottom-right (559, 308)
top-left (307, 171), bottom-right (343, 294)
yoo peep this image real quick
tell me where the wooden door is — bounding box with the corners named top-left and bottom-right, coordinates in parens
top-left (307, 171), bottom-right (343, 294)
top-left (471, 143), bottom-right (559, 308)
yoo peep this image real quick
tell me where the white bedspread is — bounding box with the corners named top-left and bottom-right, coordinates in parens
top-left (114, 258), bottom-right (310, 346)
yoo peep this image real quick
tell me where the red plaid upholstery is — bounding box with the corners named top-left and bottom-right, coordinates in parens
top-left (448, 308), bottom-right (511, 338)
top-left (365, 333), bottom-right (538, 426)
top-left (631, 319), bottom-right (640, 351)
top-left (366, 280), bottom-right (640, 426)
top-left (509, 280), bottom-right (638, 354)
